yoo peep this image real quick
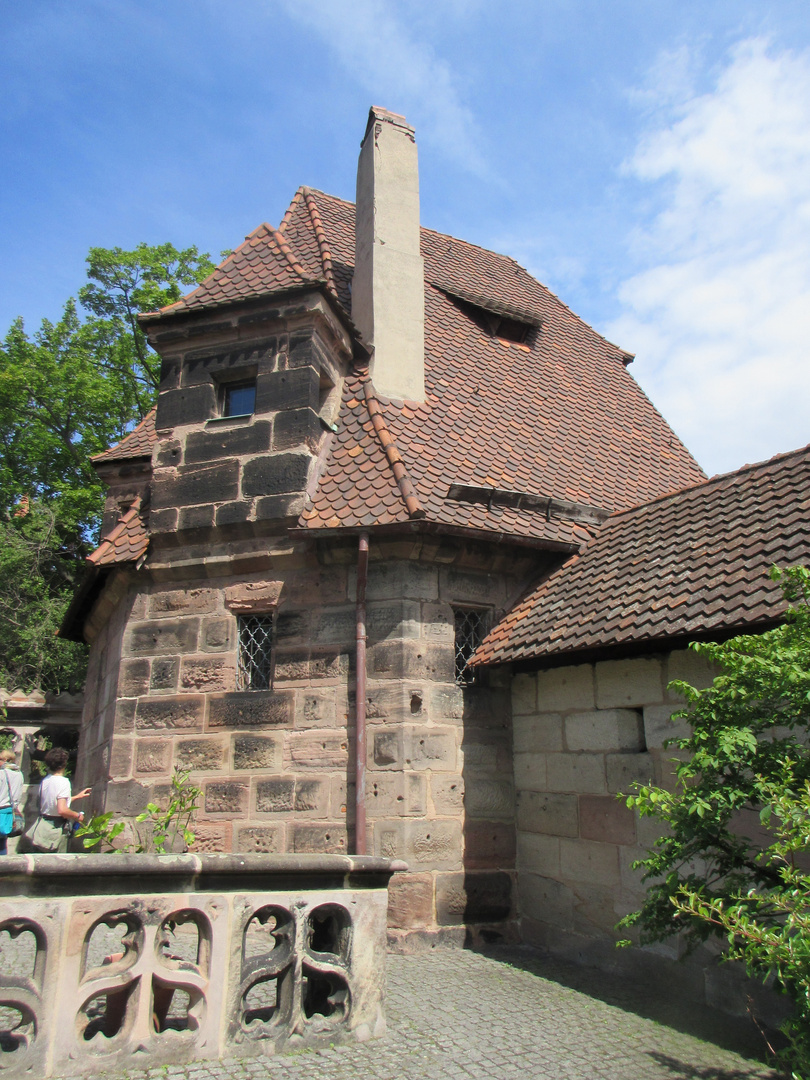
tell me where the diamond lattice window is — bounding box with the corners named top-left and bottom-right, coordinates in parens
top-left (237, 615), bottom-right (275, 691)
top-left (453, 608), bottom-right (489, 686)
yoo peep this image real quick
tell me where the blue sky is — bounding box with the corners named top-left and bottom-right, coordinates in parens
top-left (2, 1), bottom-right (809, 475)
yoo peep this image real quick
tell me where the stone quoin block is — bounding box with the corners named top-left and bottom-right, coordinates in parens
top-left (428, 683), bottom-right (464, 722)
top-left (287, 731), bottom-right (348, 770)
top-left (463, 779), bottom-right (515, 820)
top-left (595, 657), bottom-right (664, 709)
top-left (150, 657), bottom-right (179, 692)
top-left (579, 795), bottom-right (637, 845)
top-left (535, 664), bottom-right (595, 712)
top-left (135, 696), bottom-right (205, 732)
top-left (565, 709), bottom-right (645, 753)
top-left (134, 739), bottom-right (172, 775)
top-left (294, 691), bottom-right (338, 729)
top-left (291, 823), bottom-right (348, 853)
top-left (155, 382), bottom-right (217, 430)
top-left (464, 822), bottom-right (517, 869)
top-left (435, 871), bottom-right (513, 925)
top-left (255, 365), bottom-right (319, 413)
top-left (151, 459), bottom-right (240, 509)
top-left (361, 561), bottom-right (439, 602)
top-left (207, 691), bottom-right (294, 729)
top-left (367, 772), bottom-right (426, 818)
top-left (108, 737), bottom-right (134, 779)
top-left (113, 699), bottom-right (137, 733)
top-left (515, 790), bottom-right (578, 837)
top-left (272, 407), bottom-right (320, 450)
top-left (232, 734), bottom-right (282, 771)
top-left (254, 493), bottom-right (307, 521)
top-left (184, 421), bottom-right (272, 464)
top-left (174, 737), bottom-right (226, 771)
top-left (224, 579), bottom-right (283, 612)
top-left (187, 823), bottom-right (229, 853)
top-left (126, 619), bottom-right (199, 657)
top-left (386, 872), bottom-right (435, 929)
top-left (365, 683), bottom-right (424, 724)
top-left (274, 650), bottom-right (348, 682)
top-left (255, 777), bottom-right (330, 815)
top-left (401, 820), bottom-right (463, 870)
top-left (429, 774), bottom-right (465, 815)
top-left (216, 501), bottom-right (250, 526)
top-left (178, 504), bottom-right (215, 530)
top-left (200, 618), bottom-right (234, 652)
top-left (242, 450), bottom-right (312, 497)
top-left (155, 437), bottom-right (181, 466)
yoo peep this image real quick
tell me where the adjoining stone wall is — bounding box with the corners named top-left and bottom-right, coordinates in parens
top-left (79, 538), bottom-right (545, 942)
top-left (511, 650), bottom-right (787, 1022)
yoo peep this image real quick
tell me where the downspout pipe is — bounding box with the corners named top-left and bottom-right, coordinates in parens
top-left (355, 531), bottom-right (369, 855)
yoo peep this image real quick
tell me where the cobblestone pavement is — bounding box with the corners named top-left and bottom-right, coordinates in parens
top-left (56, 946), bottom-right (777, 1080)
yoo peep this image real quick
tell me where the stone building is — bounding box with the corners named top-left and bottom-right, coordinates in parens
top-left (61, 106), bottom-right (808, 996)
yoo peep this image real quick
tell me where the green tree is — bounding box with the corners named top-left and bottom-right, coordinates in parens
top-left (0, 242), bottom-right (215, 690)
top-left (620, 566), bottom-right (810, 1076)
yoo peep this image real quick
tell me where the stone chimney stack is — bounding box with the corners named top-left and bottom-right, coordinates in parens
top-left (352, 107), bottom-right (426, 402)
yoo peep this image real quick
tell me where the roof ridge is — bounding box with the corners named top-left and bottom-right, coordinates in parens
top-left (86, 496), bottom-right (147, 567)
top-left (302, 187), bottom-right (337, 296)
top-left (278, 188), bottom-right (305, 236)
top-left (268, 226), bottom-right (312, 281)
top-left (362, 379), bottom-right (426, 520)
top-left (91, 407), bottom-right (157, 463)
top-left (608, 440), bottom-right (810, 525)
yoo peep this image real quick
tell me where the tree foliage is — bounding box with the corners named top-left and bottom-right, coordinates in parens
top-left (620, 566), bottom-right (810, 1077)
top-left (0, 242), bottom-right (214, 691)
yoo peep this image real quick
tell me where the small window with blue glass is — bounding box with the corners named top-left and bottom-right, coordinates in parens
top-left (223, 380), bottom-right (256, 417)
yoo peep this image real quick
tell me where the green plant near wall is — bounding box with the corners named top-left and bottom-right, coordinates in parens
top-left (77, 767), bottom-right (202, 854)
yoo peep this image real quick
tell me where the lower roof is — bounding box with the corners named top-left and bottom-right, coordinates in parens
top-left (475, 443), bottom-right (810, 667)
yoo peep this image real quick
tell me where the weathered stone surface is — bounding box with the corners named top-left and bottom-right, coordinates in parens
top-left (440, 569), bottom-right (504, 606)
top-left (188, 823), bottom-right (229, 853)
top-left (255, 365), bottom-right (318, 412)
top-left (108, 736), bottom-right (133, 778)
top-left (200, 617), bottom-right (234, 652)
top-left (274, 650), bottom-right (348, 682)
top-left (464, 779), bottom-right (514, 820)
top-left (464, 822), bottom-right (516, 869)
top-left (136, 696), bottom-right (205, 732)
top-left (179, 504), bottom-right (215, 530)
top-left (180, 656), bottom-right (234, 692)
top-left (605, 752), bottom-right (656, 794)
top-left (436, 871), bottom-right (513, 924)
top-left (242, 451), bottom-right (312, 497)
top-left (386, 872), bottom-right (434, 928)
top-left (216, 501), bottom-right (250, 526)
top-left (256, 777), bottom-right (329, 815)
top-left (235, 824), bottom-right (284, 853)
top-left (375, 820), bottom-right (462, 870)
top-left (204, 780), bottom-right (248, 815)
top-left (273, 407), bottom-right (320, 449)
top-left (175, 737), bottom-right (226, 771)
top-left (518, 871), bottom-right (574, 928)
top-left (254, 493), bottom-right (307, 520)
top-left (513, 752), bottom-right (547, 792)
top-left (546, 753), bottom-right (606, 794)
top-left (185, 421), bottom-right (272, 464)
top-left (367, 773), bottom-right (426, 817)
top-left (666, 648), bottom-right (718, 699)
top-left (126, 619), bottom-right (199, 656)
top-left (643, 703), bottom-right (691, 750)
top-left (150, 657), bottom-right (179, 692)
top-left (515, 791), bottom-right (578, 837)
top-left (428, 683), bottom-right (464, 722)
top-left (224, 578), bottom-right (283, 611)
top-left (512, 673), bottom-right (537, 715)
top-left (135, 738), bottom-right (172, 775)
top-left (291, 822), bottom-right (348, 853)
top-left (579, 795), bottom-right (636, 845)
top-left (363, 561), bottom-right (439, 602)
top-left (148, 587), bottom-right (218, 618)
top-left (514, 712), bottom-right (565, 756)
top-left (287, 731), bottom-right (348, 769)
top-left (535, 664), bottom-right (595, 712)
top-left (104, 778), bottom-right (153, 815)
top-left (118, 658), bottom-right (151, 698)
top-left (516, 832), bottom-right (561, 877)
top-left (565, 709), bottom-right (645, 753)
top-left (420, 601), bottom-right (454, 643)
top-left (232, 733), bottom-right (281, 771)
top-left (114, 699), bottom-right (137, 733)
top-left (595, 657), bottom-right (664, 709)
top-left (152, 460), bottom-right (239, 509)
top-left (294, 691), bottom-right (338, 729)
top-left (207, 690), bottom-right (294, 728)
top-left (155, 383), bottom-right (217, 430)
top-left (430, 774), bottom-right (464, 815)
top-left (559, 838), bottom-right (620, 886)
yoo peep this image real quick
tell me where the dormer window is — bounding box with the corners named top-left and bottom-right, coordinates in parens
top-left (223, 380), bottom-right (256, 417)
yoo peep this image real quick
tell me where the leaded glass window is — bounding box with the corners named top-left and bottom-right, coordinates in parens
top-left (237, 614), bottom-right (275, 690)
top-left (453, 608), bottom-right (489, 686)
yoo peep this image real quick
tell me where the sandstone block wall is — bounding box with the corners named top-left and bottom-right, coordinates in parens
top-left (78, 540), bottom-right (541, 943)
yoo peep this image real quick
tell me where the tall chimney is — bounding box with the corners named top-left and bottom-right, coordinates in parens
top-left (353, 107), bottom-right (425, 402)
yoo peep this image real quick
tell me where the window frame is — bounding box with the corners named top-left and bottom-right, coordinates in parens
top-left (452, 606), bottom-right (491, 686)
top-left (236, 612), bottom-right (277, 691)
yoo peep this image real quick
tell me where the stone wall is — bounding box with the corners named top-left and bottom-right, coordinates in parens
top-left (511, 649), bottom-right (786, 1022)
top-left (79, 537), bottom-right (545, 943)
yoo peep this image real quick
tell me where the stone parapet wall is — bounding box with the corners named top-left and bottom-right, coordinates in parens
top-left (0, 853), bottom-right (399, 1078)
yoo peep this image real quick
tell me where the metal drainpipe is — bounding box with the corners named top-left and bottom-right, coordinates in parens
top-left (355, 531), bottom-right (369, 855)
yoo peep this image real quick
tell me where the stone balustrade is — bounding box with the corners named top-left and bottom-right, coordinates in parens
top-left (0, 852), bottom-right (403, 1078)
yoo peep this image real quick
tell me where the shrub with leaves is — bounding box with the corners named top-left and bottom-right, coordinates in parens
top-left (619, 566), bottom-right (810, 1077)
top-left (78, 768), bottom-right (202, 854)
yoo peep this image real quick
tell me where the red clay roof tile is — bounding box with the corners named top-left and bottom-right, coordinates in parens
top-left (87, 497), bottom-right (149, 567)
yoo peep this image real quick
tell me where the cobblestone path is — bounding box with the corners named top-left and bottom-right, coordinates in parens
top-left (58, 947), bottom-right (777, 1080)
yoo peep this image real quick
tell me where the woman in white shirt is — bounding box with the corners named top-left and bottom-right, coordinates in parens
top-left (29, 747), bottom-right (91, 853)
top-left (0, 749), bottom-right (23, 855)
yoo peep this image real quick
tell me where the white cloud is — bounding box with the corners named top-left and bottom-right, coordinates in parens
top-left (606, 38), bottom-right (810, 476)
top-left (276, 0), bottom-right (489, 177)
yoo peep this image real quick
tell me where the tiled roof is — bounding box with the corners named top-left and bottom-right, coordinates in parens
top-left (474, 444), bottom-right (810, 666)
top-left (91, 408), bottom-right (156, 463)
top-left (292, 190), bottom-right (704, 543)
top-left (143, 222), bottom-right (323, 318)
top-left (87, 497), bottom-right (149, 567)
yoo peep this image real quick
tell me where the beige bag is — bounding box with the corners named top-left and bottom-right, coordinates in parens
top-left (23, 814), bottom-right (68, 853)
